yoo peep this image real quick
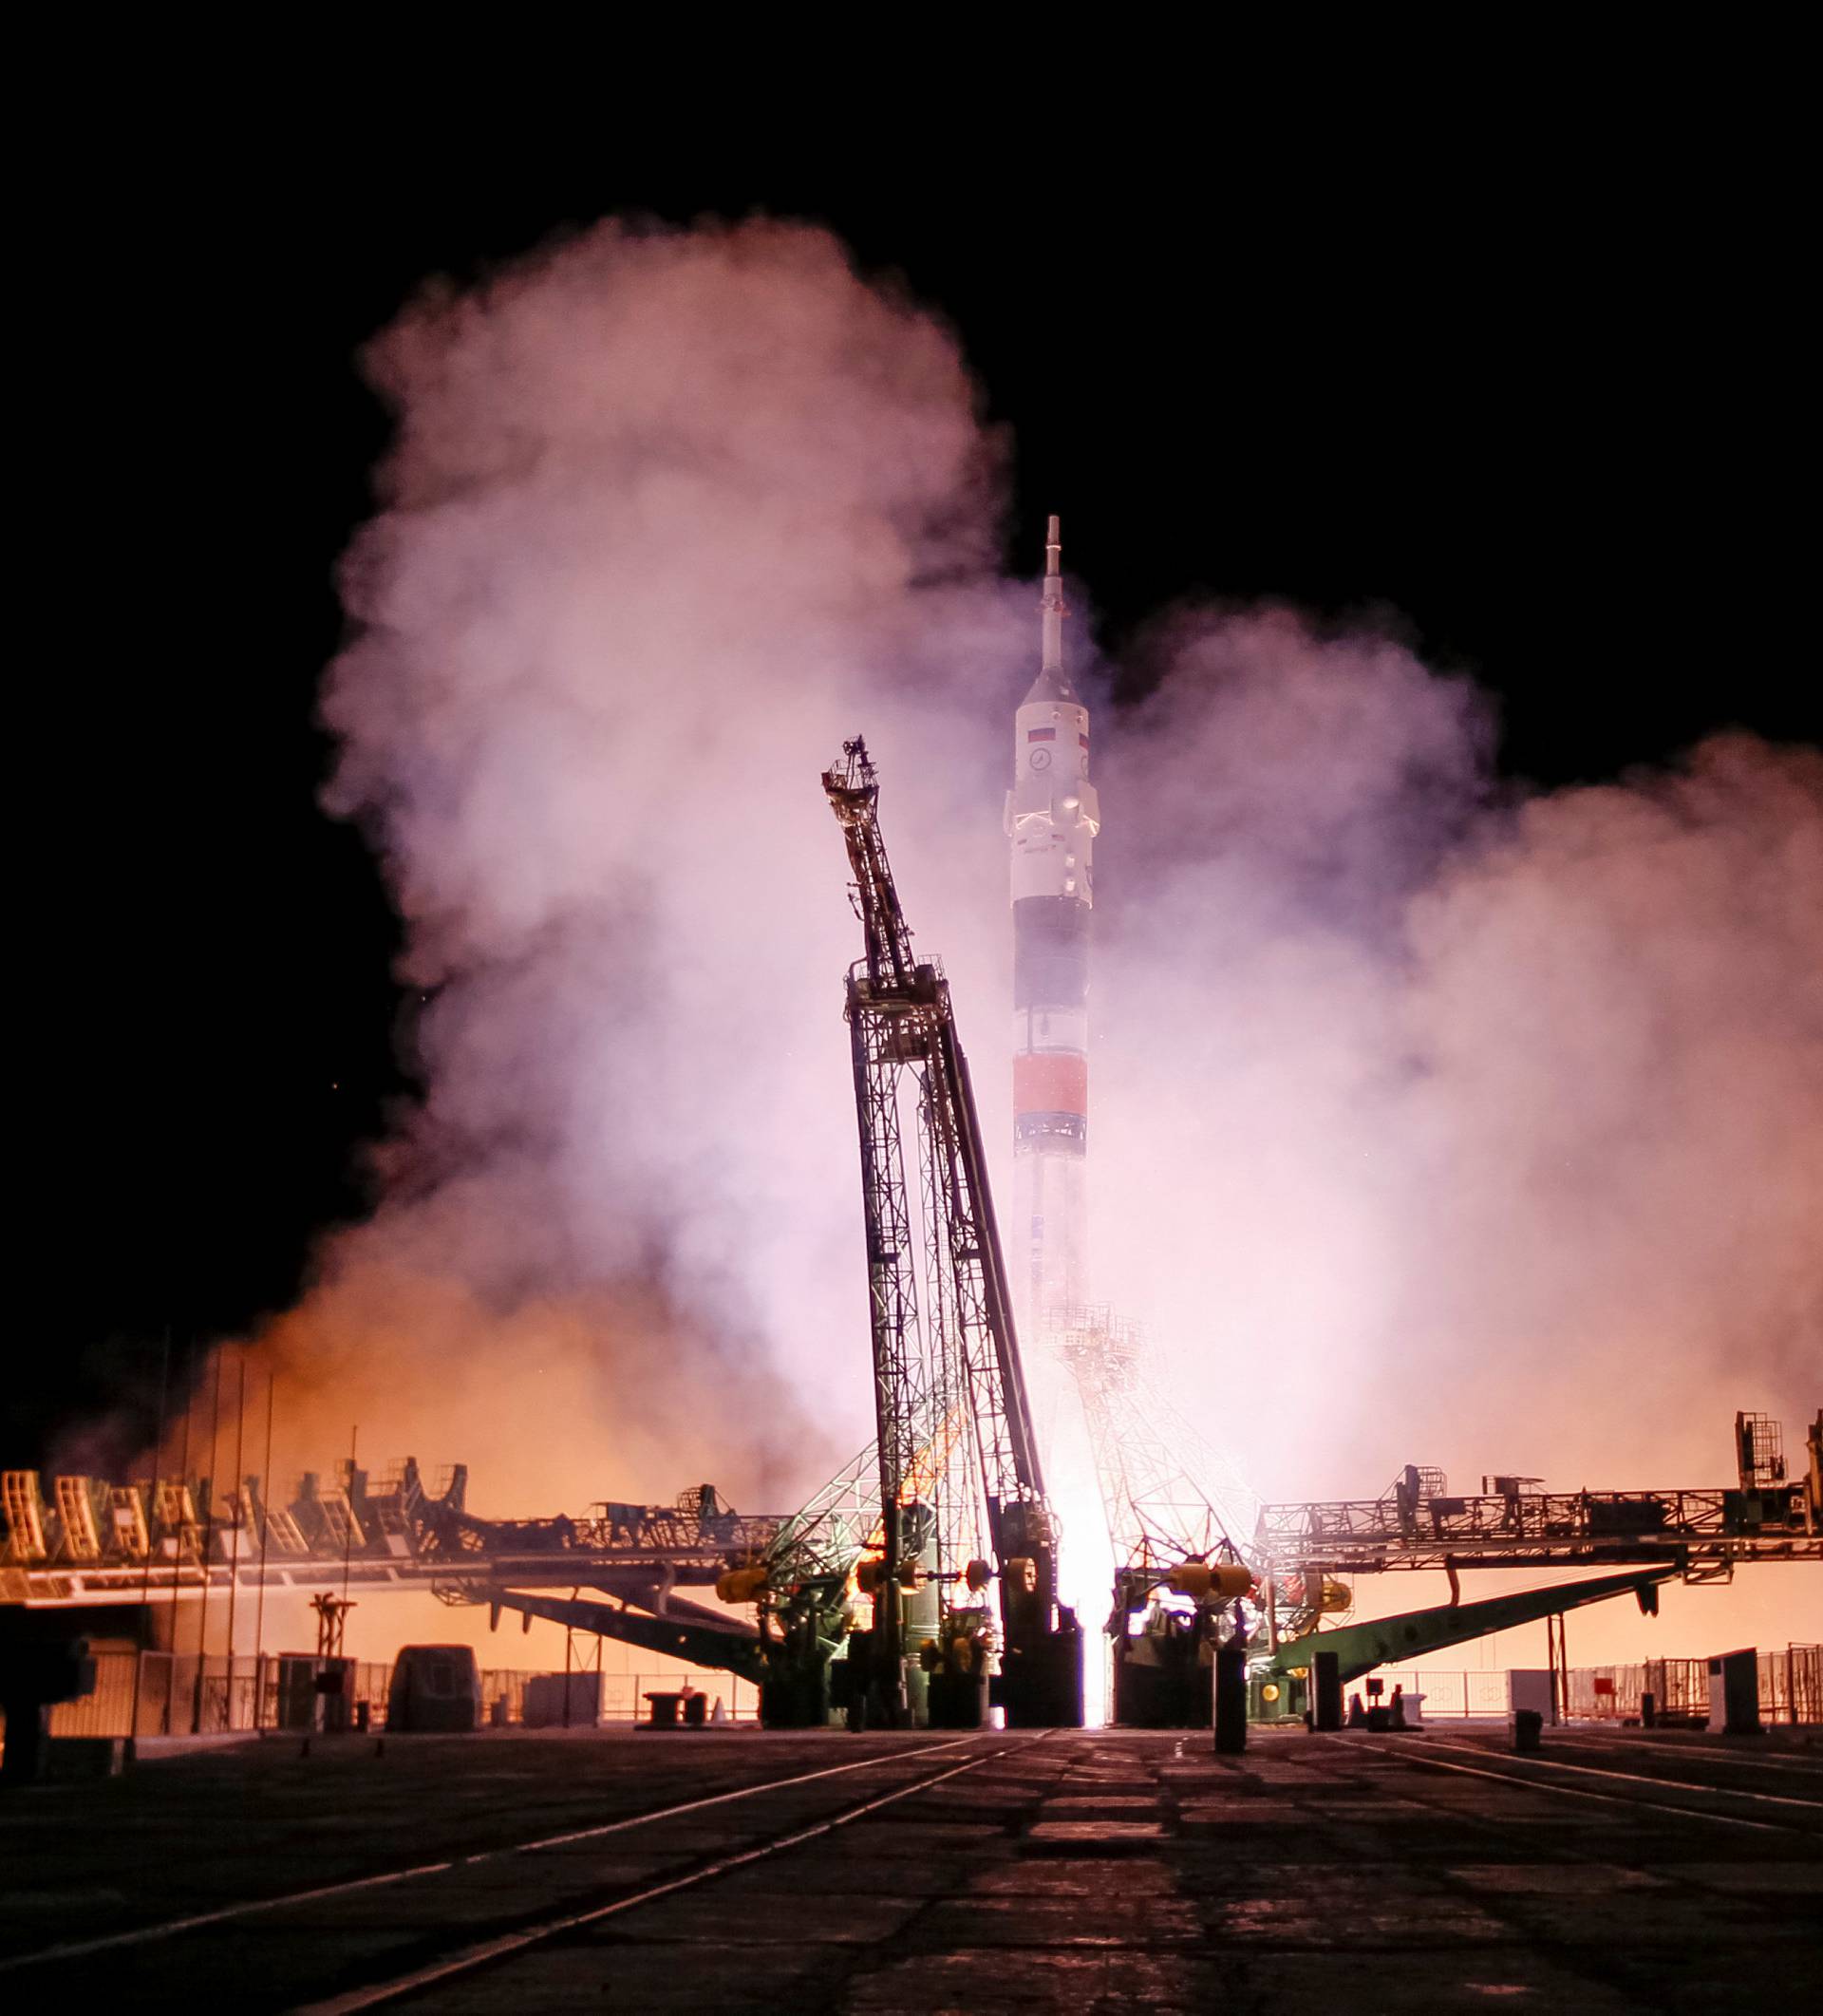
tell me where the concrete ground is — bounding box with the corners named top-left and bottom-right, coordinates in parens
top-left (1, 1722), bottom-right (1818, 2011)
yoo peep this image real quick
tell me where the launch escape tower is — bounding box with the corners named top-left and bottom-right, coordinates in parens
top-left (824, 740), bottom-right (1082, 1728)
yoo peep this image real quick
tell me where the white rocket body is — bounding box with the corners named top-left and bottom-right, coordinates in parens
top-left (1005, 518), bottom-right (1099, 1337)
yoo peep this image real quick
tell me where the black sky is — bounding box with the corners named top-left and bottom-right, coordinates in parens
top-left (19, 114), bottom-right (1811, 1466)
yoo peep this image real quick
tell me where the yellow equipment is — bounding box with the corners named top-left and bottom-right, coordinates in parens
top-left (1165, 1561), bottom-right (1254, 1603)
top-left (855, 1557), bottom-right (919, 1596)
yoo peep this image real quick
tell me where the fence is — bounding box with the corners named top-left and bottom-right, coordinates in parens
top-left (39, 1649), bottom-right (761, 1738)
top-left (1566, 1659), bottom-right (1709, 1722)
top-left (472, 1666), bottom-right (759, 1727)
top-left (1782, 1644), bottom-right (1823, 1724)
top-left (1362, 1670), bottom-right (1513, 1719)
top-left (47, 1652), bottom-right (391, 1737)
top-left (1567, 1647), bottom-right (1822, 1725)
top-left (1363, 1647), bottom-right (1823, 1725)
top-left (34, 1646), bottom-right (1816, 1739)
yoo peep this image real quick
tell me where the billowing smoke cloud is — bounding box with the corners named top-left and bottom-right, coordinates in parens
top-left (290, 218), bottom-right (1029, 1511)
top-left (1097, 613), bottom-right (1823, 1509)
top-left (160, 217), bottom-right (1816, 1662)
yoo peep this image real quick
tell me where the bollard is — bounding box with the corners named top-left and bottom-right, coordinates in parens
top-left (1213, 1640), bottom-right (1249, 1755)
top-left (1312, 1650), bottom-right (1344, 1732)
top-left (1513, 1708), bottom-right (1543, 1753)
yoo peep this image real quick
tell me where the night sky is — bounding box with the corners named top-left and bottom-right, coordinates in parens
top-left (19, 123), bottom-right (1811, 1468)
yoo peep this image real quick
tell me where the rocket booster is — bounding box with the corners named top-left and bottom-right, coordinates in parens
top-left (1006, 516), bottom-right (1099, 1332)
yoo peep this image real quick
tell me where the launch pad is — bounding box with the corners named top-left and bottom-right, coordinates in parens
top-left (6, 523), bottom-right (1818, 1749)
top-left (6, 1404), bottom-right (1815, 1743)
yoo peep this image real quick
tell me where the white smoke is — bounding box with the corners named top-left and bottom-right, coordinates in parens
top-left (1097, 613), bottom-right (1823, 1509)
top-left (306, 218), bottom-right (1024, 1508)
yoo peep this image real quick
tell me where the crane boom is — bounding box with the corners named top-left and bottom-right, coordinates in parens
top-left (825, 739), bottom-right (1081, 1727)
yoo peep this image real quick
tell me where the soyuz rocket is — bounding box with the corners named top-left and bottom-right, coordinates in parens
top-left (1006, 517), bottom-right (1099, 1337)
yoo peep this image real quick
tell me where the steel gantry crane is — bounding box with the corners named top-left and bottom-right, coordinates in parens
top-left (823, 739), bottom-right (1082, 1729)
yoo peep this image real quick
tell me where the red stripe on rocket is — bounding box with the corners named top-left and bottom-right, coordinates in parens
top-left (1013, 1050), bottom-right (1088, 1115)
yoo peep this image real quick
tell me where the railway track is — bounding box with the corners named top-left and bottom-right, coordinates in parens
top-left (1547, 1726), bottom-right (1823, 1783)
top-left (0, 1733), bottom-right (1009, 1976)
top-left (1311, 1730), bottom-right (1823, 2011)
top-left (293, 1731), bottom-right (1049, 2014)
top-left (0, 1731), bottom-right (1057, 2012)
top-left (1338, 1729), bottom-right (1823, 1837)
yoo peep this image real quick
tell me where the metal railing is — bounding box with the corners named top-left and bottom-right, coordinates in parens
top-left (1355, 1669), bottom-right (1512, 1718)
top-left (1568, 1645), bottom-right (1823, 1725)
top-left (1257, 1482), bottom-right (1819, 1576)
top-left (31, 1645), bottom-right (1813, 1738)
top-left (30, 1649), bottom-right (762, 1738)
top-left (1363, 1648), bottom-right (1822, 1724)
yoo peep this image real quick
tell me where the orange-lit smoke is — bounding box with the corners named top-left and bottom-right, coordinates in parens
top-left (225, 1259), bottom-right (820, 1516)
